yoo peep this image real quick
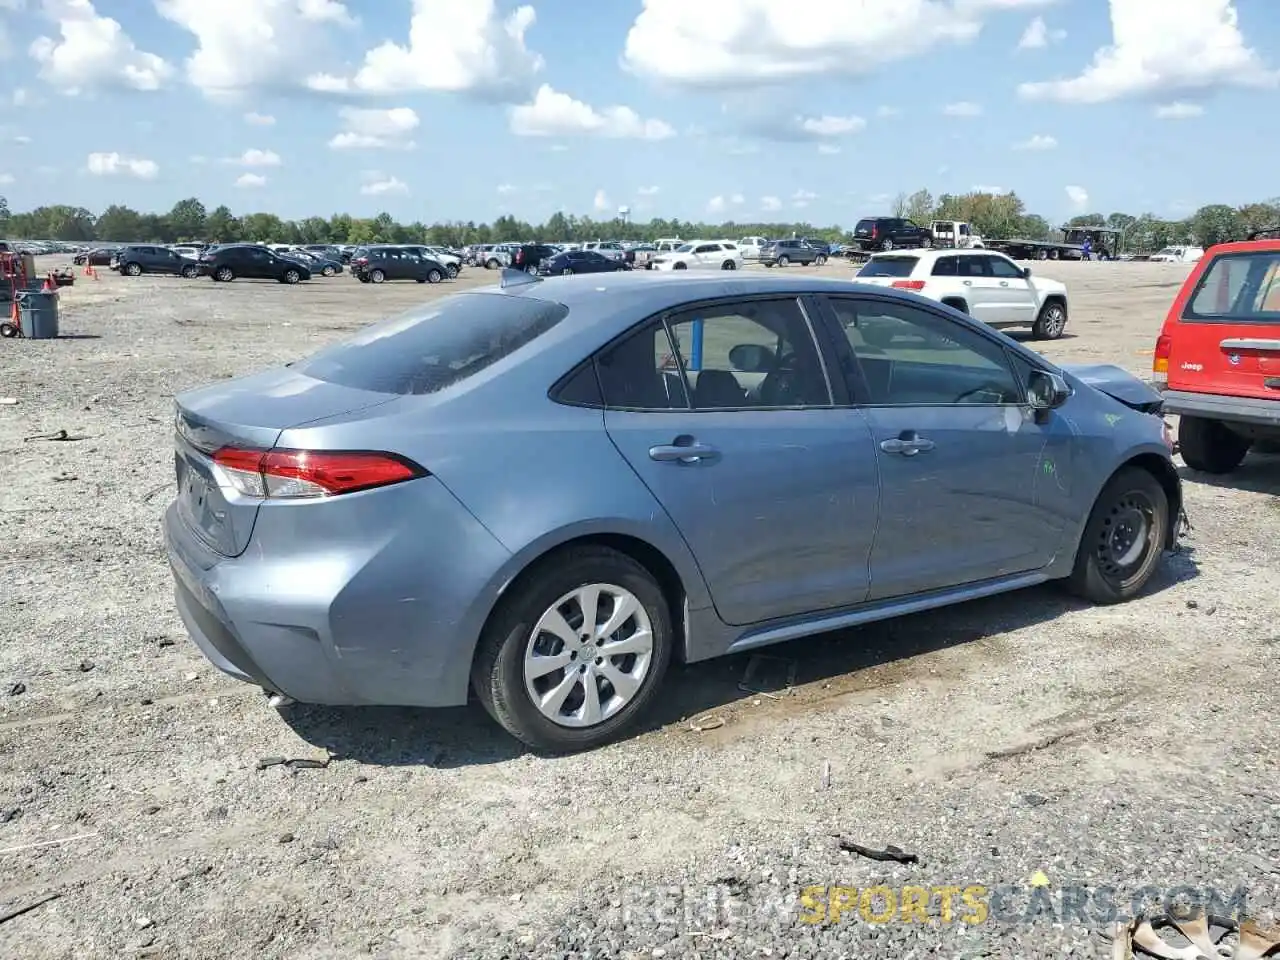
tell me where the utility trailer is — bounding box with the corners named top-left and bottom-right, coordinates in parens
top-left (986, 226), bottom-right (1124, 261)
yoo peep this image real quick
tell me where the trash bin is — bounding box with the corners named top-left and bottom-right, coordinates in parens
top-left (16, 290), bottom-right (60, 339)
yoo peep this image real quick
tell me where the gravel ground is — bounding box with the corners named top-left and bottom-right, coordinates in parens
top-left (1, 257), bottom-right (1278, 959)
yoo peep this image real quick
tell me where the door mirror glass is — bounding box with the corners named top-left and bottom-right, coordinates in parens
top-left (1022, 266), bottom-right (1032, 278)
top-left (1027, 369), bottom-right (1070, 409)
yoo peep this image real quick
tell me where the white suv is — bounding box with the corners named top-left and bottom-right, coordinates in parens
top-left (855, 249), bottom-right (1070, 339)
top-left (652, 240), bottom-right (744, 271)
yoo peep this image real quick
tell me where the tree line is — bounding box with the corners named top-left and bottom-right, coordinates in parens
top-left (1, 191), bottom-right (1277, 253)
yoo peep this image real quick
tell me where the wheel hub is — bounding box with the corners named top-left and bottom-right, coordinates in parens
top-left (1098, 495), bottom-right (1152, 574)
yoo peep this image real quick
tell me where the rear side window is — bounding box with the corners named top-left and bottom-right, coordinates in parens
top-left (858, 256), bottom-right (919, 278)
top-left (931, 257), bottom-right (958, 277)
top-left (299, 293), bottom-right (569, 395)
top-left (1185, 253), bottom-right (1280, 323)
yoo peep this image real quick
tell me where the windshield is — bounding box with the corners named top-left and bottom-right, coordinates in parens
top-left (298, 293), bottom-right (569, 395)
top-left (1156, 247), bottom-right (1179, 256)
top-left (858, 256), bottom-right (919, 278)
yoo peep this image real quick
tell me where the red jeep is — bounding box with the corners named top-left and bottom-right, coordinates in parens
top-left (1153, 228), bottom-right (1280, 473)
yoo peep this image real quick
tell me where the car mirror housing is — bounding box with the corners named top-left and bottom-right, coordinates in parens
top-left (1027, 369), bottom-right (1071, 410)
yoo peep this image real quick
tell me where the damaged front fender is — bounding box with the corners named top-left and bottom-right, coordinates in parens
top-left (1061, 363), bottom-right (1165, 414)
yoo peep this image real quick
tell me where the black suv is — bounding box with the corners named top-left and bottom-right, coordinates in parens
top-left (351, 246), bottom-right (450, 284)
top-left (115, 245), bottom-right (201, 278)
top-left (851, 217), bottom-right (932, 253)
top-left (759, 238), bottom-right (827, 267)
top-left (511, 243), bottom-right (557, 274)
top-left (199, 244), bottom-right (311, 283)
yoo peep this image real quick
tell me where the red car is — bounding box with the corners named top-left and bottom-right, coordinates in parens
top-left (1153, 228), bottom-right (1280, 473)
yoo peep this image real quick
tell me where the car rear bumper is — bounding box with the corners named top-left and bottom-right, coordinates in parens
top-left (162, 476), bottom-right (514, 707)
top-left (1160, 389), bottom-right (1280, 427)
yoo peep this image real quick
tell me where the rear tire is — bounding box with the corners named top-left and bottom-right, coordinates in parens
top-left (322, 265), bottom-right (336, 277)
top-left (1178, 417), bottom-right (1251, 474)
top-left (486, 258), bottom-right (501, 269)
top-left (673, 262), bottom-right (688, 270)
top-left (214, 266), bottom-right (234, 282)
top-left (470, 546), bottom-right (673, 753)
top-left (0, 322), bottom-right (20, 338)
top-left (1066, 466), bottom-right (1168, 604)
top-left (881, 240), bottom-right (895, 252)
top-left (181, 265), bottom-right (199, 279)
top-left (815, 254), bottom-right (828, 265)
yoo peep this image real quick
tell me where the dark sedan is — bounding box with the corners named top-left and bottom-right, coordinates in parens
top-left (351, 246), bottom-right (450, 284)
top-left (538, 249), bottom-right (630, 276)
top-left (199, 244), bottom-right (311, 283)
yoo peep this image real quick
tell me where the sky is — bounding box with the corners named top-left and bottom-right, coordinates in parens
top-left (1, 0), bottom-right (1279, 226)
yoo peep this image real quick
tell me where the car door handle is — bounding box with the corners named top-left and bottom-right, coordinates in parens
top-left (880, 436), bottom-right (935, 456)
top-left (999, 280), bottom-right (1009, 286)
top-left (962, 280), bottom-right (972, 286)
top-left (649, 442), bottom-right (720, 463)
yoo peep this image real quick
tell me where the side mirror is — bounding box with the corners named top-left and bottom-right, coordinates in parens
top-left (1027, 369), bottom-right (1071, 410)
top-left (1021, 266), bottom-right (1032, 278)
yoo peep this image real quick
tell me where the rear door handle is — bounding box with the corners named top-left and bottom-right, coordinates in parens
top-left (649, 442), bottom-right (720, 463)
top-left (962, 280), bottom-right (972, 286)
top-left (880, 436), bottom-right (935, 456)
top-left (999, 281), bottom-right (1009, 287)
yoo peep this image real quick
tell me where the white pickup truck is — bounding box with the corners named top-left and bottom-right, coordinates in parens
top-left (854, 247), bottom-right (1070, 339)
top-left (929, 220), bottom-right (985, 249)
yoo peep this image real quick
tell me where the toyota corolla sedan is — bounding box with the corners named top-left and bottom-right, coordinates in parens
top-left (165, 271), bottom-right (1183, 752)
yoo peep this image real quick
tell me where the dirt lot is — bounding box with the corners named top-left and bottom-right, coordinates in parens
top-left (2, 258), bottom-right (1278, 959)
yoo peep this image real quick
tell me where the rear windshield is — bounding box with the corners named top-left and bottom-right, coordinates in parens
top-left (858, 256), bottom-right (919, 278)
top-left (854, 220), bottom-right (878, 233)
top-left (298, 293), bottom-right (569, 395)
top-left (1183, 252), bottom-right (1280, 324)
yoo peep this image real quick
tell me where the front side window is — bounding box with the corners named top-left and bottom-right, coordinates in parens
top-left (985, 255), bottom-right (1024, 279)
top-left (825, 297), bottom-right (1022, 406)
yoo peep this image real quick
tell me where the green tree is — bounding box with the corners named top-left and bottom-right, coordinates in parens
top-left (167, 197), bottom-right (207, 240)
top-left (904, 189), bottom-right (934, 226)
top-left (205, 205), bottom-right (240, 242)
top-left (0, 194), bottom-right (9, 234)
top-left (1188, 204), bottom-right (1241, 247)
top-left (96, 204), bottom-right (144, 241)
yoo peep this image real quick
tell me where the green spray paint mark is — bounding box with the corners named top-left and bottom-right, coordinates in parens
top-left (1042, 459), bottom-right (1055, 475)
top-left (1104, 413), bottom-right (1122, 427)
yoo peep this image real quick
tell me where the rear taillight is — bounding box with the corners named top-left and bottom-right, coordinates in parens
top-left (891, 280), bottom-right (926, 290)
top-left (1153, 333), bottom-right (1171, 382)
top-left (871, 226), bottom-right (879, 239)
top-left (515, 249), bottom-right (524, 264)
top-left (211, 447), bottom-right (426, 499)
top-left (355, 257), bottom-right (368, 265)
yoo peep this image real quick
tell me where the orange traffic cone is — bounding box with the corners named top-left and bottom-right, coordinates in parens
top-left (41, 275), bottom-right (53, 292)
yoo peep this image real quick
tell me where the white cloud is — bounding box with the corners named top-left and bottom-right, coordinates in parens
top-left (235, 172), bottom-right (266, 187)
top-left (229, 148), bottom-right (282, 166)
top-left (157, 0), bottom-right (357, 100)
top-left (1155, 101), bottom-right (1204, 118)
top-left (328, 106), bottom-right (419, 149)
top-left (621, 0), bottom-right (1056, 87)
top-left (707, 196), bottom-right (726, 214)
top-left (1013, 133), bottom-right (1057, 150)
top-left (637, 185), bottom-right (660, 195)
top-left (313, 0), bottom-right (542, 98)
top-left (360, 175), bottom-right (407, 196)
top-left (730, 193), bottom-right (745, 205)
top-left (509, 84), bottom-right (675, 139)
top-left (817, 143), bottom-right (841, 154)
top-left (593, 189), bottom-right (609, 212)
top-left (972, 184), bottom-right (1007, 194)
top-left (942, 101), bottom-right (982, 116)
top-left (244, 111), bottom-right (275, 126)
top-left (749, 112), bottom-right (865, 142)
top-left (496, 183), bottom-right (516, 194)
top-left (30, 0), bottom-right (172, 93)
top-left (0, 173), bottom-right (14, 185)
top-left (1018, 0), bottom-right (1279, 104)
top-left (793, 188), bottom-right (817, 208)
top-left (85, 151), bottom-right (157, 178)
top-left (760, 195), bottom-right (782, 212)
top-left (1017, 16), bottom-right (1065, 49)
top-left (1065, 184), bottom-right (1089, 208)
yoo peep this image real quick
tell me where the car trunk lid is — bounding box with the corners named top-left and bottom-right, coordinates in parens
top-left (1166, 248), bottom-right (1280, 401)
top-left (173, 367), bottom-right (397, 557)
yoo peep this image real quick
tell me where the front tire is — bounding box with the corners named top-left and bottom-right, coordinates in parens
top-left (446, 264), bottom-right (459, 278)
top-left (370, 269), bottom-right (386, 284)
top-left (1178, 417), bottom-right (1251, 474)
top-left (1032, 301), bottom-right (1068, 339)
top-left (486, 258), bottom-right (501, 270)
top-left (426, 268), bottom-right (443, 284)
top-left (721, 259), bottom-right (736, 270)
top-left (124, 262), bottom-right (142, 276)
top-left (1066, 467), bottom-right (1169, 604)
top-left (777, 255), bottom-right (790, 267)
top-left (471, 546), bottom-right (673, 753)
top-left (282, 269), bottom-right (301, 284)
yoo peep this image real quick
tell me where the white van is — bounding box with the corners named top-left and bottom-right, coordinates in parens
top-left (737, 236), bottom-right (770, 260)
